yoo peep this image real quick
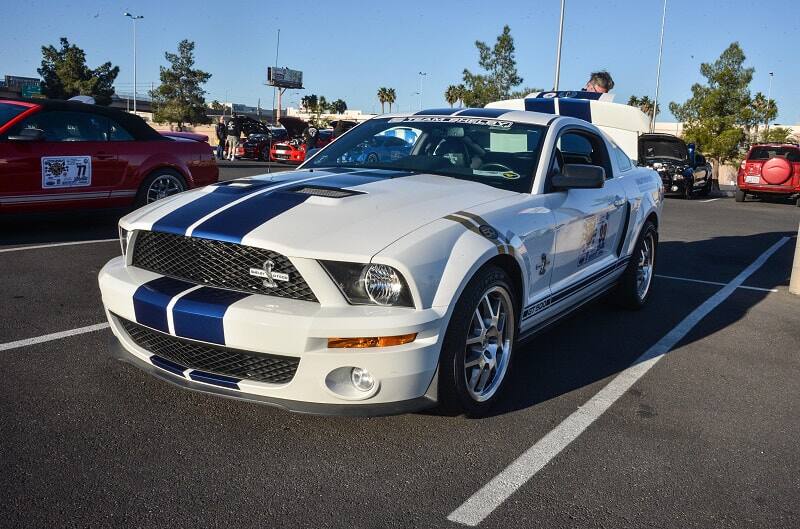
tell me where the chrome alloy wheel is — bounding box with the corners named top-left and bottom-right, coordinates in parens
top-left (146, 174), bottom-right (184, 203)
top-left (636, 231), bottom-right (656, 300)
top-left (463, 286), bottom-right (514, 402)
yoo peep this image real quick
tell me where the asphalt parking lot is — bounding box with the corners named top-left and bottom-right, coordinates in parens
top-left (2, 166), bottom-right (799, 528)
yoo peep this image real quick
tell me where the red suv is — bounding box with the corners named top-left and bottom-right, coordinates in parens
top-left (736, 142), bottom-right (800, 206)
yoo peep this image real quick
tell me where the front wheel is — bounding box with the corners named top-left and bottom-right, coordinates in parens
top-left (135, 169), bottom-right (187, 207)
top-left (696, 177), bottom-right (712, 197)
top-left (438, 266), bottom-right (517, 417)
top-left (609, 221), bottom-right (657, 309)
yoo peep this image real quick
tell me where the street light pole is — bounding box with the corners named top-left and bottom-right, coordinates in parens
top-left (418, 72), bottom-right (427, 110)
top-left (766, 71), bottom-right (774, 134)
top-left (124, 12), bottom-right (144, 114)
top-left (651, 0), bottom-right (667, 133)
top-left (553, 0), bottom-right (565, 91)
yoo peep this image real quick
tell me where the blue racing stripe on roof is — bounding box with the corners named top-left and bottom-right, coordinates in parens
top-left (189, 370), bottom-right (240, 389)
top-left (558, 98), bottom-right (592, 122)
top-left (190, 191), bottom-right (310, 244)
top-left (414, 108), bottom-right (460, 115)
top-left (132, 276), bottom-right (195, 333)
top-left (151, 181), bottom-right (282, 236)
top-left (454, 108), bottom-right (510, 118)
top-left (524, 98), bottom-right (556, 114)
top-left (172, 287), bottom-right (250, 345)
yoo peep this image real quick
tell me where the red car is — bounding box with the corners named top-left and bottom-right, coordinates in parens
top-left (0, 98), bottom-right (218, 212)
top-left (270, 130), bottom-right (333, 164)
top-left (736, 142), bottom-right (800, 206)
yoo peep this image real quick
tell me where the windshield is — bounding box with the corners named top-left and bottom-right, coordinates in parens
top-left (641, 138), bottom-right (687, 160)
top-left (0, 102), bottom-right (28, 128)
top-left (304, 117), bottom-right (546, 192)
top-left (748, 146), bottom-right (800, 162)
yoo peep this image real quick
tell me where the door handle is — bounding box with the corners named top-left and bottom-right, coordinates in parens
top-left (613, 195), bottom-right (626, 207)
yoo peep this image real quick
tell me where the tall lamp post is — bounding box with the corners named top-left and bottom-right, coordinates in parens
top-left (766, 71), bottom-right (774, 134)
top-left (418, 71), bottom-right (427, 110)
top-left (651, 0), bottom-right (667, 132)
top-left (124, 12), bottom-right (144, 114)
top-left (553, 0), bottom-right (565, 91)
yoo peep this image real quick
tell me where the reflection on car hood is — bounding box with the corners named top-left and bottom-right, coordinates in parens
top-left (121, 168), bottom-right (515, 261)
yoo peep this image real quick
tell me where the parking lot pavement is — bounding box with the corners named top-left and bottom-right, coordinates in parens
top-left (1, 196), bottom-right (798, 528)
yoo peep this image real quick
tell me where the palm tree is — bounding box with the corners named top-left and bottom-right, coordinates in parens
top-left (445, 85), bottom-right (459, 107)
top-left (377, 87), bottom-right (388, 114)
top-left (627, 95), bottom-right (659, 121)
top-left (455, 84), bottom-right (467, 108)
top-left (386, 88), bottom-right (396, 112)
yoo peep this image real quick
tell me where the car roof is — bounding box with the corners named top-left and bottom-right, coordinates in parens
top-left (0, 97), bottom-right (164, 141)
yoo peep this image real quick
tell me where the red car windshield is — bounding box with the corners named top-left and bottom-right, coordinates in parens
top-left (0, 102), bottom-right (29, 127)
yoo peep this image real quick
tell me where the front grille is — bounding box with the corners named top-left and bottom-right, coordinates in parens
top-left (119, 316), bottom-right (299, 384)
top-left (132, 231), bottom-right (317, 302)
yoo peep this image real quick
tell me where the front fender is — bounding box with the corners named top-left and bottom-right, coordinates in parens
top-left (138, 153), bottom-right (193, 186)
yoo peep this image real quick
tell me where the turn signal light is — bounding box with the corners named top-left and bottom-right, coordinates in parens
top-left (327, 333), bottom-right (417, 349)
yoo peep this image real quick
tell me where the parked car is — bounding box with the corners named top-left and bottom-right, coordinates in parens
top-left (340, 135), bottom-right (413, 164)
top-left (270, 130), bottom-right (333, 164)
top-left (236, 129), bottom-right (289, 161)
top-left (99, 96), bottom-right (662, 416)
top-left (638, 133), bottom-right (712, 198)
top-left (736, 142), bottom-right (800, 206)
top-left (0, 98), bottom-right (218, 212)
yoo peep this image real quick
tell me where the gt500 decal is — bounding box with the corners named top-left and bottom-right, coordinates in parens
top-left (41, 156), bottom-right (91, 188)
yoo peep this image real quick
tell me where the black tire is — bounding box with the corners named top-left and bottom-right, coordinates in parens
top-left (683, 181), bottom-right (694, 200)
top-left (735, 189), bottom-right (746, 202)
top-left (437, 266), bottom-right (517, 417)
top-left (366, 152), bottom-right (379, 163)
top-left (135, 169), bottom-right (187, 207)
top-left (696, 177), bottom-right (712, 197)
top-left (609, 221), bottom-right (658, 310)
top-left (795, 196), bottom-right (800, 208)
top-left (261, 146), bottom-right (270, 161)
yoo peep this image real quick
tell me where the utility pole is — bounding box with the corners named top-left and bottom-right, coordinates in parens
top-left (124, 12), bottom-right (144, 113)
top-left (553, 0), bottom-right (565, 91)
top-left (651, 0), bottom-right (667, 133)
top-left (766, 72), bottom-right (774, 135)
top-left (418, 72), bottom-right (427, 110)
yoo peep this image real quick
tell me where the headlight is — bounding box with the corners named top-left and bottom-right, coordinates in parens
top-left (119, 227), bottom-right (131, 257)
top-left (652, 162), bottom-right (663, 169)
top-left (673, 174), bottom-right (684, 180)
top-left (319, 261), bottom-right (414, 307)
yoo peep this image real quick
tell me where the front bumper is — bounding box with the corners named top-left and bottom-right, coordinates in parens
top-left (99, 256), bottom-right (445, 415)
top-left (659, 175), bottom-right (689, 195)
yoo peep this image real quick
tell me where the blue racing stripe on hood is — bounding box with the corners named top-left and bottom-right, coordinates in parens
top-left (171, 287), bottom-right (250, 345)
top-left (132, 276), bottom-right (195, 332)
top-left (151, 181), bottom-right (281, 236)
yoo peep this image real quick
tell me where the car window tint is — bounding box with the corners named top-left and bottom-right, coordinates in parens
top-left (108, 118), bottom-right (134, 141)
top-left (748, 147), bottom-right (799, 161)
top-left (14, 111), bottom-right (109, 142)
top-left (0, 102), bottom-right (28, 127)
top-left (614, 146), bottom-right (632, 171)
top-left (556, 130), bottom-right (613, 178)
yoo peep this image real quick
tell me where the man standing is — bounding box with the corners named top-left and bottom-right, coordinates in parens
top-left (215, 116), bottom-right (227, 159)
top-left (225, 115), bottom-right (242, 161)
top-left (583, 71), bottom-right (615, 93)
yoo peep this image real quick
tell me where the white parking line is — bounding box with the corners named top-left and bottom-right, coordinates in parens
top-left (700, 198), bottom-right (721, 203)
top-left (655, 274), bottom-right (778, 293)
top-left (0, 239), bottom-right (117, 253)
top-left (0, 323), bottom-right (109, 352)
top-left (447, 236), bottom-right (790, 526)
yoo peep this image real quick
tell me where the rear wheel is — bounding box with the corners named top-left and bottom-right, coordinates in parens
top-left (696, 177), bottom-right (712, 197)
top-left (735, 189), bottom-right (746, 202)
top-left (135, 169), bottom-right (187, 207)
top-left (261, 145), bottom-right (270, 161)
top-left (438, 266), bottom-right (517, 417)
top-left (795, 196), bottom-right (800, 208)
top-left (609, 221), bottom-right (657, 309)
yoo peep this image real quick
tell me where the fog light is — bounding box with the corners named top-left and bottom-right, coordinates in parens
top-left (671, 185), bottom-right (679, 192)
top-left (351, 367), bottom-right (375, 392)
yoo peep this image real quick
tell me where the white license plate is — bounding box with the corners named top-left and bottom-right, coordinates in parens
top-left (745, 175), bottom-right (760, 184)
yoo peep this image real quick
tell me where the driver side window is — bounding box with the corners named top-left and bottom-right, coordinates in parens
top-left (12, 111), bottom-right (109, 142)
top-left (553, 129), bottom-right (613, 179)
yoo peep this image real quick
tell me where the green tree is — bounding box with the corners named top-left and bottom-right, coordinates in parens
top-left (209, 100), bottom-right (224, 111)
top-left (301, 94), bottom-right (319, 112)
top-left (386, 88), bottom-right (396, 112)
top-left (758, 126), bottom-right (793, 143)
top-left (669, 42), bottom-right (755, 171)
top-left (445, 85), bottom-right (459, 107)
top-left (627, 95), bottom-right (659, 121)
top-left (329, 98), bottom-right (347, 114)
top-left (377, 87), bottom-right (389, 113)
top-left (150, 40), bottom-right (211, 130)
top-left (461, 25), bottom-right (523, 107)
top-left (509, 86), bottom-right (544, 99)
top-left (38, 37), bottom-right (119, 105)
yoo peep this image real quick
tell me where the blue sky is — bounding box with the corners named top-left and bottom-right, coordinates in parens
top-left (2, 0), bottom-right (798, 123)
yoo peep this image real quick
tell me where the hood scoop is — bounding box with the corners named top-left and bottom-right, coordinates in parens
top-left (289, 185), bottom-right (364, 199)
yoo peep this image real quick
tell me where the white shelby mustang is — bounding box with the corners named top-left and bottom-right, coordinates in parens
top-left (99, 91), bottom-right (663, 416)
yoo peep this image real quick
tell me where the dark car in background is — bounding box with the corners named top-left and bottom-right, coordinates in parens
top-left (0, 98), bottom-right (218, 212)
top-left (639, 133), bottom-right (712, 198)
top-left (236, 129), bottom-right (289, 160)
top-left (736, 142), bottom-right (800, 206)
top-left (341, 134), bottom-right (413, 164)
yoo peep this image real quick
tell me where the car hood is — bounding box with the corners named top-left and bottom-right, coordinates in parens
top-left (121, 168), bottom-right (516, 261)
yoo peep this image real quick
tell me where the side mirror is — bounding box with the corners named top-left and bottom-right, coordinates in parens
top-left (8, 128), bottom-right (44, 141)
top-left (552, 164), bottom-right (606, 189)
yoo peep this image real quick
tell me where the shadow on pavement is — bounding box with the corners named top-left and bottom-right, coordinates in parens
top-left (0, 209), bottom-right (126, 246)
